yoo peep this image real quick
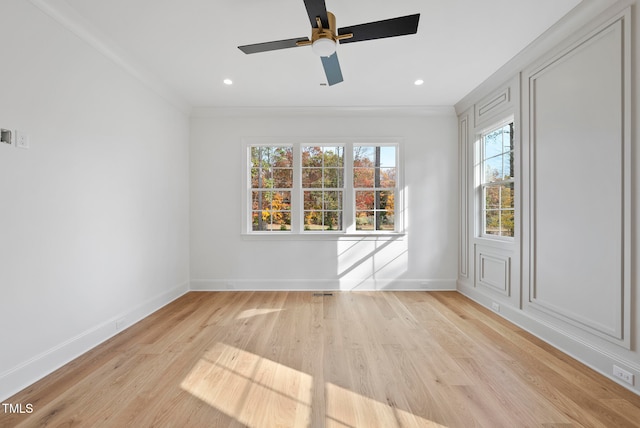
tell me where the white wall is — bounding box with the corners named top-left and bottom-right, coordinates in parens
top-left (190, 110), bottom-right (458, 291)
top-left (456, 0), bottom-right (639, 395)
top-left (0, 1), bottom-right (190, 400)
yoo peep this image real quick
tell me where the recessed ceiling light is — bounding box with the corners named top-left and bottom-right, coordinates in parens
top-left (414, 79), bottom-right (424, 86)
top-left (223, 79), bottom-right (233, 85)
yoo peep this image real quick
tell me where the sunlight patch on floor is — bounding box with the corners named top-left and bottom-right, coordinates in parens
top-left (325, 382), bottom-right (448, 427)
top-left (181, 342), bottom-right (448, 427)
top-left (181, 342), bottom-right (312, 427)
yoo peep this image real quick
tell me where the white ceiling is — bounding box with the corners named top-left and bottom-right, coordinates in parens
top-left (55, 0), bottom-right (582, 108)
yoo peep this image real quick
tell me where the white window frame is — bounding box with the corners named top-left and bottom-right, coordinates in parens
top-left (352, 143), bottom-right (399, 233)
top-left (248, 144), bottom-right (295, 232)
top-left (475, 119), bottom-right (515, 240)
top-left (301, 145), bottom-right (346, 233)
top-left (242, 138), bottom-right (404, 238)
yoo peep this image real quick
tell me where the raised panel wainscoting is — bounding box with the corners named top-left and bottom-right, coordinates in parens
top-left (456, 2), bottom-right (638, 397)
top-left (524, 15), bottom-right (631, 347)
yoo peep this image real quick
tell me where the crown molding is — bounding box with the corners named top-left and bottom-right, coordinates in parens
top-left (190, 105), bottom-right (456, 118)
top-left (29, 0), bottom-right (190, 114)
top-left (454, 0), bottom-right (624, 115)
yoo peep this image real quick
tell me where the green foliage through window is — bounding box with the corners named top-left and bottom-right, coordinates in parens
top-left (251, 146), bottom-right (293, 231)
top-left (354, 146), bottom-right (396, 231)
top-left (248, 143), bottom-right (399, 233)
top-left (302, 146), bottom-right (344, 231)
top-left (480, 123), bottom-right (514, 237)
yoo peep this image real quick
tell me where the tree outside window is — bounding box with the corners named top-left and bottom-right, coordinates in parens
top-left (479, 123), bottom-right (514, 238)
top-left (354, 146), bottom-right (397, 231)
top-left (251, 146), bottom-right (293, 231)
top-left (247, 142), bottom-right (400, 234)
top-left (302, 146), bottom-right (344, 231)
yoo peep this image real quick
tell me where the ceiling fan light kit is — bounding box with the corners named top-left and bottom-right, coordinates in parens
top-left (238, 0), bottom-right (420, 86)
top-left (312, 38), bottom-right (337, 57)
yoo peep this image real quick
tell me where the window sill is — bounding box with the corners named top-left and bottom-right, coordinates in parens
top-left (242, 232), bottom-right (406, 241)
top-left (473, 235), bottom-right (515, 250)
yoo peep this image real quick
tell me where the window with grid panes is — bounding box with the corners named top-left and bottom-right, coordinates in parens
top-left (250, 146), bottom-right (293, 231)
top-left (246, 142), bottom-right (400, 234)
top-left (302, 146), bottom-right (344, 231)
top-left (479, 122), bottom-right (514, 238)
top-left (353, 145), bottom-right (397, 231)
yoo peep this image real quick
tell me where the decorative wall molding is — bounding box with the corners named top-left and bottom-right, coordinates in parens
top-left (476, 248), bottom-right (511, 296)
top-left (524, 11), bottom-right (631, 348)
top-left (454, 0), bottom-right (626, 115)
top-left (474, 86), bottom-right (512, 128)
top-left (458, 1), bottom-right (636, 394)
top-left (458, 113), bottom-right (470, 278)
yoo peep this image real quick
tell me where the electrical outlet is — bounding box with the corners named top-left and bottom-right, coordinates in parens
top-left (491, 302), bottom-right (500, 312)
top-left (613, 365), bottom-right (634, 385)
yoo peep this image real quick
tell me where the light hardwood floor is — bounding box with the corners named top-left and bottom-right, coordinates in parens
top-left (2, 291), bottom-right (640, 427)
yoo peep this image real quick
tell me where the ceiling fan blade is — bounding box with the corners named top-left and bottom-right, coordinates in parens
top-left (238, 37), bottom-right (310, 54)
top-left (338, 14), bottom-right (420, 44)
top-left (303, 0), bottom-right (329, 29)
top-left (321, 52), bottom-right (343, 86)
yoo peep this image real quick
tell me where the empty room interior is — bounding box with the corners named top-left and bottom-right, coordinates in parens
top-left (1, 0), bottom-right (639, 426)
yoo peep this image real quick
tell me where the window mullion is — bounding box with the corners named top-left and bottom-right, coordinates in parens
top-left (247, 141), bottom-right (400, 236)
top-left (344, 142), bottom-right (354, 233)
top-left (292, 143), bottom-right (302, 233)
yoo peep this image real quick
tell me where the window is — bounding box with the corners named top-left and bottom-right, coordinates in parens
top-left (354, 146), bottom-right (397, 231)
top-left (246, 141), bottom-right (400, 235)
top-left (250, 146), bottom-right (293, 231)
top-left (478, 122), bottom-right (514, 238)
top-left (302, 146), bottom-right (344, 231)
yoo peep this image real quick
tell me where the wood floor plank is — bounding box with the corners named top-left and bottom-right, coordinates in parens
top-left (2, 291), bottom-right (639, 428)
top-left (432, 293), bottom-right (640, 427)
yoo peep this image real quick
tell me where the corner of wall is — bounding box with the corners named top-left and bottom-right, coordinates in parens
top-left (0, 282), bottom-right (189, 402)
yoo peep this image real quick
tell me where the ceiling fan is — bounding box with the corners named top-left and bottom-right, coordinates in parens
top-left (238, 0), bottom-right (420, 86)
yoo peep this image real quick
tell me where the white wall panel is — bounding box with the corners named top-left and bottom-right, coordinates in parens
top-left (527, 19), bottom-right (629, 343)
top-left (474, 85), bottom-right (513, 128)
top-left (459, 74), bottom-right (520, 308)
top-left (459, 3), bottom-right (638, 395)
top-left (476, 246), bottom-right (511, 295)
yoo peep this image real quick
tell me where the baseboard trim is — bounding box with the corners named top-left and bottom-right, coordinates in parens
top-left (190, 278), bottom-right (457, 292)
top-left (0, 282), bottom-right (189, 402)
top-left (457, 281), bottom-right (640, 396)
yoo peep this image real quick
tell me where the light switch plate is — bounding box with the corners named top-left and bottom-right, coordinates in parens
top-left (15, 130), bottom-right (29, 149)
